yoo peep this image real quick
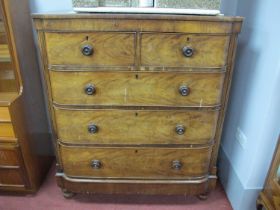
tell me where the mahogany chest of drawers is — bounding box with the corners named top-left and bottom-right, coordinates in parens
top-left (33, 13), bottom-right (242, 198)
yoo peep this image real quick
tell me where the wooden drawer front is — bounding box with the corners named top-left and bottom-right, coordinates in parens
top-left (0, 107), bottom-right (11, 122)
top-left (0, 123), bottom-right (15, 138)
top-left (60, 145), bottom-right (212, 179)
top-left (50, 71), bottom-right (224, 107)
top-left (55, 108), bottom-right (218, 145)
top-left (0, 146), bottom-right (20, 166)
top-left (0, 169), bottom-right (24, 186)
top-left (45, 32), bottom-right (136, 67)
top-left (141, 33), bottom-right (230, 68)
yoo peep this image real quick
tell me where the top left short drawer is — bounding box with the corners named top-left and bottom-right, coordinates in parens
top-left (45, 32), bottom-right (136, 68)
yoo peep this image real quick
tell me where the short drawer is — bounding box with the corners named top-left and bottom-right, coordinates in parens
top-left (60, 145), bottom-right (212, 179)
top-left (50, 71), bottom-right (225, 107)
top-left (141, 33), bottom-right (230, 68)
top-left (0, 168), bottom-right (25, 186)
top-left (0, 107), bottom-right (11, 122)
top-left (0, 123), bottom-right (15, 138)
top-left (0, 145), bottom-right (21, 166)
top-left (55, 108), bottom-right (218, 145)
top-left (45, 32), bottom-right (136, 67)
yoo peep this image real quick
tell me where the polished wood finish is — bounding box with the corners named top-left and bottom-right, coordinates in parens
top-left (0, 0), bottom-right (53, 193)
top-left (0, 122), bottom-right (15, 138)
top-left (55, 108), bottom-right (218, 145)
top-left (0, 106), bottom-right (10, 121)
top-left (33, 13), bottom-right (242, 197)
top-left (141, 33), bottom-right (230, 68)
top-left (50, 71), bottom-right (225, 107)
top-left (57, 174), bottom-right (216, 195)
top-left (0, 169), bottom-right (25, 186)
top-left (257, 136), bottom-right (280, 210)
top-left (46, 32), bottom-right (136, 67)
top-left (60, 144), bottom-right (212, 179)
top-left (0, 145), bottom-right (20, 165)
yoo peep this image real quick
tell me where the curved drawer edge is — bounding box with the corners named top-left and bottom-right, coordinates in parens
top-left (56, 172), bottom-right (216, 184)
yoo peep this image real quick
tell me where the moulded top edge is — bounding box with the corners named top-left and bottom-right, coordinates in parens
top-left (32, 12), bottom-right (243, 22)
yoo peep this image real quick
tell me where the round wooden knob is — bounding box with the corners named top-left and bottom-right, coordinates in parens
top-left (91, 160), bottom-right (102, 169)
top-left (88, 124), bottom-right (98, 134)
top-left (84, 84), bottom-right (96, 95)
top-left (176, 125), bottom-right (185, 135)
top-left (81, 44), bottom-right (94, 56)
top-left (179, 85), bottom-right (190, 96)
top-left (171, 160), bottom-right (182, 170)
top-left (182, 46), bottom-right (194, 57)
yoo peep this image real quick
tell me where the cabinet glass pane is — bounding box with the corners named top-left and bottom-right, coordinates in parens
top-left (0, 9), bottom-right (17, 93)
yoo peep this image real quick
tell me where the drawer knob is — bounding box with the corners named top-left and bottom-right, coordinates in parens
top-left (81, 44), bottom-right (94, 56)
top-left (179, 85), bottom-right (190, 96)
top-left (91, 160), bottom-right (102, 169)
top-left (88, 124), bottom-right (98, 134)
top-left (176, 125), bottom-right (185, 135)
top-left (85, 84), bottom-right (96, 95)
top-left (182, 46), bottom-right (194, 57)
top-left (172, 160), bottom-right (182, 170)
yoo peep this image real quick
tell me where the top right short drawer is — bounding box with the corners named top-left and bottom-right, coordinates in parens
top-left (140, 33), bottom-right (230, 68)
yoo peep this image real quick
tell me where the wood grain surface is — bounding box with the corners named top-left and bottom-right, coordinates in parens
top-left (0, 145), bottom-right (20, 166)
top-left (45, 32), bottom-right (136, 67)
top-left (0, 106), bottom-right (10, 121)
top-left (57, 174), bottom-right (216, 195)
top-left (141, 33), bottom-right (230, 67)
top-left (0, 122), bottom-right (14, 137)
top-left (60, 144), bottom-right (212, 179)
top-left (50, 71), bottom-right (225, 107)
top-left (33, 13), bottom-right (243, 196)
top-left (55, 107), bottom-right (218, 145)
top-left (0, 0), bottom-right (53, 193)
top-left (0, 168), bottom-right (24, 185)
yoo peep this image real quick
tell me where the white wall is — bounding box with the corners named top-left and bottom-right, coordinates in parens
top-left (29, 0), bottom-right (72, 13)
top-left (220, 0), bottom-right (280, 209)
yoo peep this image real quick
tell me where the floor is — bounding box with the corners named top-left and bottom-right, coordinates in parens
top-left (0, 164), bottom-right (232, 210)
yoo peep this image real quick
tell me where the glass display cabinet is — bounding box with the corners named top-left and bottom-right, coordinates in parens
top-left (0, 0), bottom-right (53, 193)
top-left (257, 136), bottom-right (280, 210)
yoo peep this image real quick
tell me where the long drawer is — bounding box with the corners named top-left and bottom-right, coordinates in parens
top-left (55, 107), bottom-right (218, 145)
top-left (141, 33), bottom-right (230, 68)
top-left (60, 145), bottom-right (212, 179)
top-left (50, 71), bottom-right (225, 107)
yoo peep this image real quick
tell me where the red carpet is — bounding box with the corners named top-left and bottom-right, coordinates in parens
top-left (0, 164), bottom-right (232, 210)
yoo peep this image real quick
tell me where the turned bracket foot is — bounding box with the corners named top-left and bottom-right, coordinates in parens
top-left (197, 193), bottom-right (209, 200)
top-left (62, 189), bottom-right (76, 199)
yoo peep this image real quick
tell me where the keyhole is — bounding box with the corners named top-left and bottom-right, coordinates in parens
top-left (86, 36), bottom-right (89, 41)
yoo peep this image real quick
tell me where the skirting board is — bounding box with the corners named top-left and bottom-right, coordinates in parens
top-left (218, 147), bottom-right (261, 210)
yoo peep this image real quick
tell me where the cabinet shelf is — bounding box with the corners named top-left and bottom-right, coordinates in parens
top-left (0, 44), bottom-right (11, 62)
top-left (0, 92), bottom-right (18, 106)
